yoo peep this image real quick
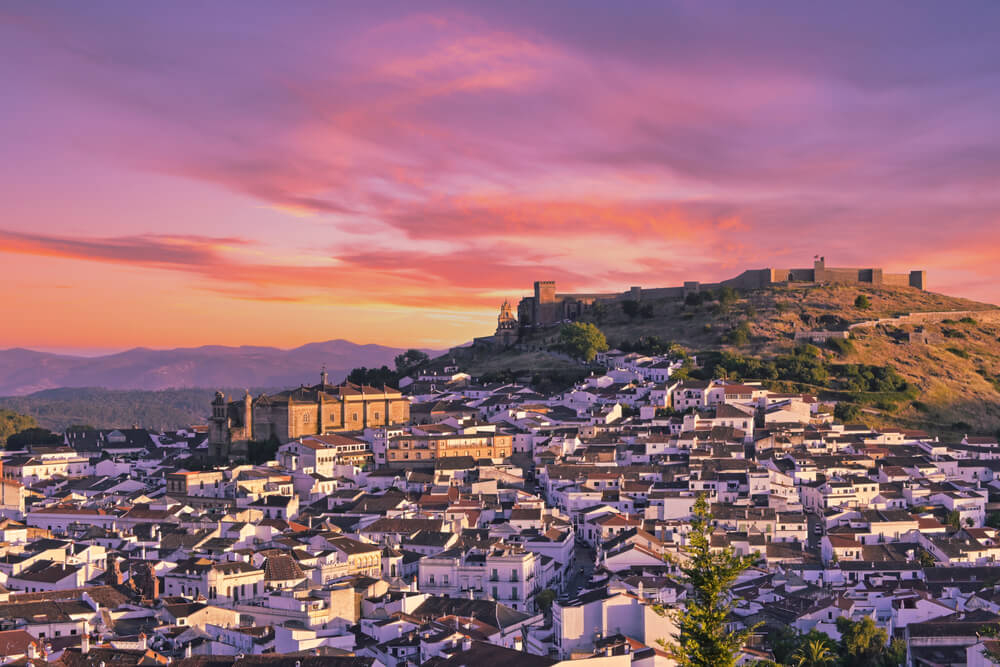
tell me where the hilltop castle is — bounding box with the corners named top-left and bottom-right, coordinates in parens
top-left (485, 257), bottom-right (927, 335)
top-left (207, 370), bottom-right (410, 464)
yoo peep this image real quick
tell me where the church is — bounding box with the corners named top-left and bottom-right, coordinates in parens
top-left (207, 370), bottom-right (410, 463)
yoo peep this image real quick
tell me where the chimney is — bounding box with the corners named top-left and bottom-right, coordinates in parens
top-left (513, 635), bottom-right (523, 652)
top-left (462, 636), bottom-right (472, 651)
top-left (27, 643), bottom-right (38, 660)
top-left (82, 632), bottom-right (90, 655)
top-left (184, 643), bottom-right (193, 658)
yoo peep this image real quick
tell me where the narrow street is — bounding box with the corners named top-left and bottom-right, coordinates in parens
top-left (566, 542), bottom-right (596, 597)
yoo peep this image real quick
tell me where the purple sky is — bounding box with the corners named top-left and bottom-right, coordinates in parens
top-left (1, 2), bottom-right (999, 351)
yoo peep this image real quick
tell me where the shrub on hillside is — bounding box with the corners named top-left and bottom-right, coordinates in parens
top-left (835, 402), bottom-right (863, 423)
top-left (826, 337), bottom-right (854, 356)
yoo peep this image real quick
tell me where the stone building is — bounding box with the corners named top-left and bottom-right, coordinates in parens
top-left (208, 371), bottom-right (410, 464)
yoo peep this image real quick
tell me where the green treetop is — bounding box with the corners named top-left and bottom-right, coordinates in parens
top-left (558, 322), bottom-right (608, 362)
top-left (657, 494), bottom-right (759, 667)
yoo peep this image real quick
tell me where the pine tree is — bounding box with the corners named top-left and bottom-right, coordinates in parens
top-left (657, 494), bottom-right (760, 667)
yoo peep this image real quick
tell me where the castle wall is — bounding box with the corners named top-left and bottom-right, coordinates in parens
top-left (719, 269), bottom-right (775, 290)
top-left (516, 259), bottom-right (926, 328)
top-left (882, 273), bottom-right (911, 288)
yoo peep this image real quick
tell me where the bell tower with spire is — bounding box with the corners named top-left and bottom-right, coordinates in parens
top-left (495, 299), bottom-right (518, 347)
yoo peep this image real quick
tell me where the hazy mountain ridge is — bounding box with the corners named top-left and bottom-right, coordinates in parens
top-left (0, 339), bottom-right (440, 396)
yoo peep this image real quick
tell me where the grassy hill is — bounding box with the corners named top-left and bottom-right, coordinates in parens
top-left (450, 283), bottom-right (1000, 436)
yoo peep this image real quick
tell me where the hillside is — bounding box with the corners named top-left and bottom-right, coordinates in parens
top-left (450, 283), bottom-right (1000, 436)
top-left (0, 387), bottom-right (255, 432)
top-left (0, 340), bottom-right (440, 396)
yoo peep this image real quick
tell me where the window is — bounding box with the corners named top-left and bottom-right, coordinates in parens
top-left (429, 574), bottom-right (435, 584)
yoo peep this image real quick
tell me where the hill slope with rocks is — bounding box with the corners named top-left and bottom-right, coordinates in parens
top-left (449, 283), bottom-right (1000, 436)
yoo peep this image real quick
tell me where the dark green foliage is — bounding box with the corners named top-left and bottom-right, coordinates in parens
top-left (835, 616), bottom-right (898, 665)
top-left (854, 294), bottom-right (871, 309)
top-left (6, 426), bottom-right (61, 449)
top-left (394, 349), bottom-right (429, 373)
top-left (478, 369), bottom-right (518, 384)
top-left (826, 337), bottom-right (854, 356)
top-left (248, 435), bottom-right (281, 465)
top-left (618, 336), bottom-right (682, 356)
top-left (946, 347), bottom-right (970, 359)
top-left (0, 409), bottom-right (37, 444)
top-left (685, 291), bottom-right (714, 307)
top-left (942, 327), bottom-right (965, 338)
top-left (640, 303), bottom-right (655, 318)
top-left (657, 495), bottom-right (759, 667)
top-left (589, 302), bottom-right (608, 323)
top-left (536, 588), bottom-right (557, 613)
top-left (347, 365), bottom-right (399, 387)
top-left (835, 402), bottom-right (862, 423)
top-left (837, 364), bottom-right (909, 393)
top-left (716, 286), bottom-right (738, 306)
top-left (959, 316), bottom-right (978, 325)
top-left (916, 547), bottom-right (937, 567)
top-left (622, 300), bottom-right (641, 319)
top-left (558, 322), bottom-right (608, 362)
top-left (723, 321), bottom-right (752, 346)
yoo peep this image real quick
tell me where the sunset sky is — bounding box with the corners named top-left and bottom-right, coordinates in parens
top-left (2, 2), bottom-right (999, 354)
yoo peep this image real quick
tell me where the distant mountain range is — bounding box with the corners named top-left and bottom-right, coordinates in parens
top-left (0, 340), bottom-right (442, 396)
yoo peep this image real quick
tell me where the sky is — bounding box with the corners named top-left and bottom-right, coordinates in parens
top-left (2, 2), bottom-right (999, 354)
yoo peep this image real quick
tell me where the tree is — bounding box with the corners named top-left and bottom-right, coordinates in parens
top-left (1, 410), bottom-right (37, 444)
top-left (559, 322), bottom-right (608, 362)
top-left (834, 402), bottom-right (862, 423)
top-left (854, 294), bottom-right (871, 310)
top-left (640, 303), bottom-right (655, 319)
top-left (590, 302), bottom-right (608, 323)
top-left (394, 349), bottom-right (429, 373)
top-left (791, 638), bottom-right (837, 666)
top-left (717, 286), bottom-right (738, 306)
top-left (347, 365), bottom-right (398, 387)
top-left (622, 300), bottom-right (641, 319)
top-left (916, 547), bottom-right (936, 567)
top-left (657, 495), bottom-right (759, 667)
top-left (65, 424), bottom-right (96, 431)
top-left (947, 510), bottom-right (962, 531)
top-left (836, 616), bottom-right (888, 665)
top-left (723, 321), bottom-right (752, 346)
top-left (248, 434), bottom-right (281, 465)
top-left (536, 588), bottom-right (557, 614)
top-left (6, 426), bottom-right (61, 449)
